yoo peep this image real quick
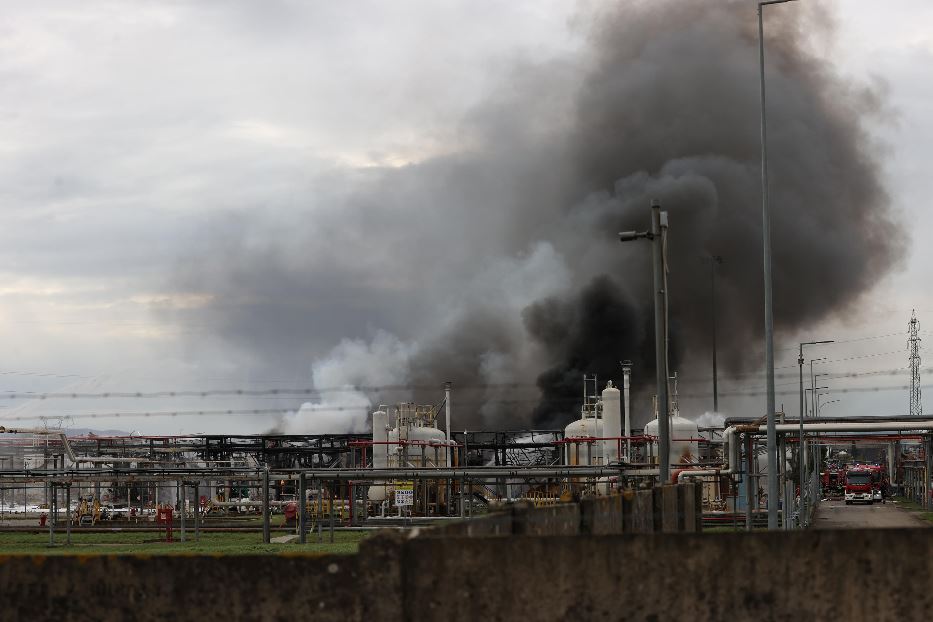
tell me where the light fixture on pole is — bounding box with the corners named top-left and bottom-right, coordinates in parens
top-left (819, 399), bottom-right (841, 416)
top-left (759, 0), bottom-right (799, 530)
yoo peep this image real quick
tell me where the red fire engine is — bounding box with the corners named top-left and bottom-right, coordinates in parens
top-left (844, 464), bottom-right (888, 505)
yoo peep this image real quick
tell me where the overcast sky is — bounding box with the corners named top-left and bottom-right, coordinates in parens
top-left (0, 1), bottom-right (930, 434)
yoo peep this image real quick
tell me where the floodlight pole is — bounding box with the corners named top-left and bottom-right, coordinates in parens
top-left (798, 340), bottom-right (833, 527)
top-left (759, 0), bottom-right (798, 531)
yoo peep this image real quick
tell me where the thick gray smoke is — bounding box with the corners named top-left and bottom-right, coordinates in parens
top-left (172, 1), bottom-right (903, 431)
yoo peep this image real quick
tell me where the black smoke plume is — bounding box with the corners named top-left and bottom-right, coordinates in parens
top-left (172, 1), bottom-right (904, 431)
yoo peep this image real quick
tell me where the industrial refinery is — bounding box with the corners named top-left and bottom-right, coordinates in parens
top-left (4, 0), bottom-right (933, 620)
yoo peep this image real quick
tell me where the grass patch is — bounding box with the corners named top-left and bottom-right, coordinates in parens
top-left (0, 529), bottom-right (371, 556)
top-left (892, 496), bottom-right (923, 511)
top-left (890, 496), bottom-right (933, 525)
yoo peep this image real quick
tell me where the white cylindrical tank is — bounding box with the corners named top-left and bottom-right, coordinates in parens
top-left (404, 426), bottom-right (448, 467)
top-left (368, 409), bottom-right (390, 502)
top-left (601, 381), bottom-right (622, 464)
top-left (564, 417), bottom-right (604, 466)
top-left (645, 414), bottom-right (699, 470)
top-left (670, 414), bottom-right (699, 465)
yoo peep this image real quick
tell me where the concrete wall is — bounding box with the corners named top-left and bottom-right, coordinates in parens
top-left (402, 529), bottom-right (933, 621)
top-left (431, 483), bottom-right (702, 538)
top-left (6, 528), bottom-right (933, 621)
top-left (0, 553), bottom-right (363, 621)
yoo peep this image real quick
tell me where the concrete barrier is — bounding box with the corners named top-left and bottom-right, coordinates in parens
top-left (580, 495), bottom-right (623, 535)
top-left (654, 485), bottom-right (679, 533)
top-left (518, 502), bottom-right (580, 536)
top-left (431, 484), bottom-right (700, 538)
top-left (632, 489), bottom-right (654, 533)
top-left (401, 529), bottom-right (933, 621)
top-left (6, 528), bottom-right (933, 620)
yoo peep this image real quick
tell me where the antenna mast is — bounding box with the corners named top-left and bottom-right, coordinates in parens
top-left (909, 309), bottom-right (922, 416)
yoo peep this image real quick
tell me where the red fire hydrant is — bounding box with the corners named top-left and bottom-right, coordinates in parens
top-left (156, 505), bottom-right (174, 542)
top-left (39, 514), bottom-right (47, 527)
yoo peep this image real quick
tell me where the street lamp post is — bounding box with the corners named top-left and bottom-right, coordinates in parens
top-left (759, 0), bottom-right (798, 530)
top-left (819, 399), bottom-right (841, 416)
top-left (620, 201), bottom-right (671, 483)
top-left (798, 340), bottom-right (832, 527)
top-left (708, 255), bottom-right (723, 413)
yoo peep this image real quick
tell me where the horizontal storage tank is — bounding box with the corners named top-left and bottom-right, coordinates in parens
top-left (564, 416), bottom-right (604, 466)
top-left (390, 425), bottom-right (448, 468)
top-left (644, 413), bottom-right (699, 468)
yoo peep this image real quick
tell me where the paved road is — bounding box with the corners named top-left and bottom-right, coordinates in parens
top-left (812, 498), bottom-right (930, 529)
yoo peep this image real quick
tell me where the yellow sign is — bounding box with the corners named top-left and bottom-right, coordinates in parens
top-left (394, 481), bottom-right (414, 491)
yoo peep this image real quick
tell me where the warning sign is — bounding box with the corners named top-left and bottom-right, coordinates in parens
top-left (394, 481), bottom-right (414, 507)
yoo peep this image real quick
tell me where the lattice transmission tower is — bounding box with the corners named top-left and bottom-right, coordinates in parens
top-left (909, 309), bottom-right (922, 417)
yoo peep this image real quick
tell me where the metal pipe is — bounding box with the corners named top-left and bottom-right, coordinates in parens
top-left (178, 481), bottom-right (185, 543)
top-left (298, 472), bottom-right (307, 544)
top-left (651, 201), bottom-right (670, 483)
top-left (329, 482), bottom-right (335, 543)
top-left (622, 361), bottom-right (632, 461)
top-left (261, 468), bottom-right (270, 544)
top-left (47, 482), bottom-right (54, 546)
top-left (317, 480), bottom-right (323, 543)
top-left (926, 435), bottom-right (932, 512)
top-left (709, 257), bottom-right (721, 412)
top-left (65, 484), bottom-right (71, 546)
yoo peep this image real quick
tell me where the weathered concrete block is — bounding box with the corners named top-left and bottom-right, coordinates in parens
top-left (581, 495), bottom-right (622, 535)
top-left (679, 482), bottom-right (696, 532)
top-left (634, 489), bottom-right (654, 533)
top-left (652, 486), bottom-right (680, 532)
top-left (523, 503), bottom-right (580, 536)
top-left (621, 489), bottom-right (635, 533)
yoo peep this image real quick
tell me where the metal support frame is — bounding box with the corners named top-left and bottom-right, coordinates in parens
top-left (298, 472), bottom-right (307, 544)
top-left (262, 468), bottom-right (270, 544)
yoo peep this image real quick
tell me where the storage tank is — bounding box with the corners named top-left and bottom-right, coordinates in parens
top-left (645, 413), bottom-right (699, 468)
top-left (399, 425), bottom-right (448, 467)
top-left (564, 416), bottom-right (604, 466)
top-left (601, 381), bottom-right (622, 464)
top-left (368, 408), bottom-right (391, 502)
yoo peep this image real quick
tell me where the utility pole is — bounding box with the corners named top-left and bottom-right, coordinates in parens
top-left (758, 0), bottom-right (799, 531)
top-left (709, 255), bottom-right (723, 412)
top-left (620, 200), bottom-right (671, 483)
top-left (798, 340), bottom-right (833, 528)
top-left (909, 310), bottom-right (922, 417)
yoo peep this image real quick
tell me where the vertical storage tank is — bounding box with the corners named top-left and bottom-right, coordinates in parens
top-left (368, 408), bottom-right (391, 502)
top-left (601, 381), bottom-right (622, 464)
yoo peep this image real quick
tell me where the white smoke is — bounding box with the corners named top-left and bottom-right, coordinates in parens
top-left (694, 411), bottom-right (726, 428)
top-left (278, 330), bottom-right (413, 434)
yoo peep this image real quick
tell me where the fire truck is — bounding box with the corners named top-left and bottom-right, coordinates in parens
top-left (844, 464), bottom-right (888, 505)
top-left (821, 462), bottom-right (846, 497)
